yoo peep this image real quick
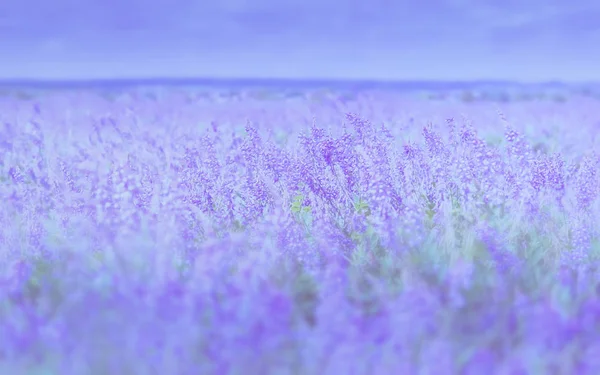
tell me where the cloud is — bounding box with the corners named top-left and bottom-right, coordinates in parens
top-left (2, 0), bottom-right (599, 44)
top-left (0, 0), bottom-right (598, 80)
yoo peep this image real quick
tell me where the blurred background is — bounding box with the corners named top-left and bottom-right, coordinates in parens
top-left (0, 0), bottom-right (599, 82)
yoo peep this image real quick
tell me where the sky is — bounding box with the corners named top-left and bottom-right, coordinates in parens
top-left (0, 0), bottom-right (599, 82)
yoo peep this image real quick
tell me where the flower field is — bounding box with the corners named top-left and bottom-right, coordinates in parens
top-left (1, 87), bottom-right (600, 374)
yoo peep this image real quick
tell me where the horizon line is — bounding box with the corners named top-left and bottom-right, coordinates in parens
top-left (0, 76), bottom-right (595, 90)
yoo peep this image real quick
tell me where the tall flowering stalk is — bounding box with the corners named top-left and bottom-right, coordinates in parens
top-left (1, 90), bottom-right (600, 374)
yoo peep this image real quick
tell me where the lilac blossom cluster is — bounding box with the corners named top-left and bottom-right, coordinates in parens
top-left (1, 90), bottom-right (600, 374)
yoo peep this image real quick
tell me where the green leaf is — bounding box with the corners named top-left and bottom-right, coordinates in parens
top-left (354, 197), bottom-right (371, 216)
top-left (290, 194), bottom-right (304, 213)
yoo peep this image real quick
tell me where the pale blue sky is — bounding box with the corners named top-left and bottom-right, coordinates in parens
top-left (0, 0), bottom-right (599, 82)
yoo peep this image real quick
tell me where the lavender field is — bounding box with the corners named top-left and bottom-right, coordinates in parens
top-left (1, 86), bottom-right (600, 374)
